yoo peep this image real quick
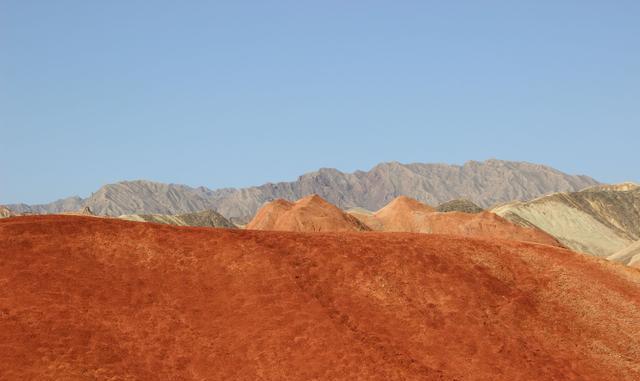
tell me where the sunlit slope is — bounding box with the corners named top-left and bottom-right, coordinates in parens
top-left (1, 216), bottom-right (639, 380)
top-left (493, 183), bottom-right (640, 256)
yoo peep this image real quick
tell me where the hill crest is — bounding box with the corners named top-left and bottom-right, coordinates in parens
top-left (247, 195), bottom-right (371, 232)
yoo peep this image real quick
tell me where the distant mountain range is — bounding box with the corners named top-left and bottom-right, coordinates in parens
top-left (7, 159), bottom-right (599, 223)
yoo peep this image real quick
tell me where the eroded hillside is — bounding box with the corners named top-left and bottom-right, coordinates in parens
top-left (493, 183), bottom-right (640, 257)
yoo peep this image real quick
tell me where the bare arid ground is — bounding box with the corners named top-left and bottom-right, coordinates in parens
top-left (349, 196), bottom-right (562, 247)
top-left (609, 240), bottom-right (640, 267)
top-left (246, 195), bottom-right (370, 232)
top-left (492, 183), bottom-right (640, 257)
top-left (1, 216), bottom-right (639, 380)
top-left (118, 209), bottom-right (236, 229)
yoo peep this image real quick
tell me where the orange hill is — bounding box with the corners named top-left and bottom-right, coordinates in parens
top-left (246, 194), bottom-right (370, 232)
top-left (371, 195), bottom-right (437, 231)
top-left (420, 210), bottom-right (562, 247)
top-left (350, 196), bottom-right (562, 247)
top-left (0, 215), bottom-right (639, 380)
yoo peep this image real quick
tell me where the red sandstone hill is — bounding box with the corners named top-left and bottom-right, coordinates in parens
top-left (1, 215), bottom-right (639, 380)
top-left (369, 195), bottom-right (437, 231)
top-left (427, 211), bottom-right (563, 246)
top-left (246, 195), bottom-right (370, 232)
top-left (349, 196), bottom-right (562, 247)
top-left (347, 196), bottom-right (435, 232)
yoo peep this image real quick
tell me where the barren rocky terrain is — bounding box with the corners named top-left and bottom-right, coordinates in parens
top-left (493, 183), bottom-right (640, 257)
top-left (348, 196), bottom-right (562, 247)
top-left (436, 199), bottom-right (483, 213)
top-left (609, 240), bottom-right (640, 268)
top-left (1, 215), bottom-right (638, 380)
top-left (118, 210), bottom-right (236, 228)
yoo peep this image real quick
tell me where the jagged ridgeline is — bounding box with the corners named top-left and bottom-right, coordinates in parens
top-left (8, 160), bottom-right (598, 223)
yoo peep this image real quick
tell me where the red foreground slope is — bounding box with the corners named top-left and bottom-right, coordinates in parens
top-left (1, 216), bottom-right (639, 380)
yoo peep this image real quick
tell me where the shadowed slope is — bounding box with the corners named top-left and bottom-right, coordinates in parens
top-left (118, 210), bottom-right (236, 228)
top-left (0, 216), bottom-right (639, 380)
top-left (436, 199), bottom-right (484, 213)
top-left (345, 207), bottom-right (382, 230)
top-left (246, 195), bottom-right (370, 232)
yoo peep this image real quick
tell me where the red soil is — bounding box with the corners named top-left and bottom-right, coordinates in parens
top-left (379, 195), bottom-right (437, 214)
top-left (351, 196), bottom-right (562, 247)
top-left (246, 195), bottom-right (370, 232)
top-left (369, 195), bottom-right (437, 232)
top-left (417, 211), bottom-right (562, 247)
top-left (245, 198), bottom-right (294, 229)
top-left (1, 215), bottom-right (639, 380)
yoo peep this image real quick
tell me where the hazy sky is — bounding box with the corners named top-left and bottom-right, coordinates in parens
top-left (1, 1), bottom-right (639, 204)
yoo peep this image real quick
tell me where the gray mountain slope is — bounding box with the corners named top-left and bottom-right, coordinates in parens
top-left (8, 159), bottom-right (599, 223)
top-left (9, 196), bottom-right (84, 214)
top-left (118, 210), bottom-right (236, 229)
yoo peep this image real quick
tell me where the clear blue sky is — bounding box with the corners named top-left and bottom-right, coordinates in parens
top-left (1, 1), bottom-right (639, 204)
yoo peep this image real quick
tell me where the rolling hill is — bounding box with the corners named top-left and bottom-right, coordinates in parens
top-left (349, 196), bottom-right (562, 247)
top-left (0, 215), bottom-right (638, 380)
top-left (492, 183), bottom-right (640, 257)
top-left (246, 195), bottom-right (370, 232)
